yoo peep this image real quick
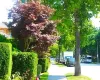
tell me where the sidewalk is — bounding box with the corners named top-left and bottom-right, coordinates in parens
top-left (48, 59), bottom-right (67, 80)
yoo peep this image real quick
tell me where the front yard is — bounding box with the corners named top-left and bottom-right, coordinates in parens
top-left (66, 73), bottom-right (91, 80)
top-left (40, 72), bottom-right (48, 80)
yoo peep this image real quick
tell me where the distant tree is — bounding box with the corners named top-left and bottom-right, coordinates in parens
top-left (50, 43), bottom-right (59, 58)
top-left (8, 1), bottom-right (59, 57)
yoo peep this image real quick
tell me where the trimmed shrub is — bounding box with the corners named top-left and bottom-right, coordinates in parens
top-left (6, 38), bottom-right (20, 52)
top-left (0, 34), bottom-right (7, 42)
top-left (38, 58), bottom-right (50, 73)
top-left (0, 43), bottom-right (12, 79)
top-left (46, 58), bottom-right (50, 70)
top-left (12, 52), bottom-right (38, 80)
top-left (37, 64), bottom-right (42, 78)
top-left (0, 34), bottom-right (20, 52)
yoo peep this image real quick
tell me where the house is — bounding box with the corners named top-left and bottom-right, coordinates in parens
top-left (0, 23), bottom-right (11, 38)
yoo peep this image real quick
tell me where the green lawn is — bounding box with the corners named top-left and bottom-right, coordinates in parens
top-left (40, 72), bottom-right (48, 80)
top-left (66, 73), bottom-right (91, 80)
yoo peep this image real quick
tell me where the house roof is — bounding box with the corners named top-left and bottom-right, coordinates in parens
top-left (0, 23), bottom-right (8, 28)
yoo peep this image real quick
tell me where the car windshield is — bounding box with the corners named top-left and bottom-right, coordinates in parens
top-left (65, 56), bottom-right (73, 59)
top-left (69, 58), bottom-right (75, 62)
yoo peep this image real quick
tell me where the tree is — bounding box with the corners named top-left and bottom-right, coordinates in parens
top-left (43, 0), bottom-right (100, 76)
top-left (8, 1), bottom-right (59, 57)
top-left (49, 43), bottom-right (59, 58)
top-left (81, 28), bottom-right (99, 62)
top-left (95, 29), bottom-right (100, 62)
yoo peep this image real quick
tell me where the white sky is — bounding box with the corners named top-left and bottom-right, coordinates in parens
top-left (0, 0), bottom-right (100, 28)
top-left (0, 0), bottom-right (14, 22)
top-left (91, 17), bottom-right (100, 28)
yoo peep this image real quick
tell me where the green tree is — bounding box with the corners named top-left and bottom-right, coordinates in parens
top-left (95, 29), bottom-right (100, 62)
top-left (50, 43), bottom-right (59, 58)
top-left (81, 28), bottom-right (97, 59)
top-left (43, 0), bottom-right (100, 76)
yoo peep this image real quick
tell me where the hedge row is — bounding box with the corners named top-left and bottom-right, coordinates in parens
top-left (37, 64), bottom-right (42, 78)
top-left (0, 43), bottom-right (12, 79)
top-left (0, 43), bottom-right (50, 80)
top-left (12, 52), bottom-right (38, 80)
top-left (38, 58), bottom-right (50, 73)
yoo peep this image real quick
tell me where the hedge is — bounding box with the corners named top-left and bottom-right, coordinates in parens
top-left (12, 52), bottom-right (38, 80)
top-left (37, 64), bottom-right (42, 78)
top-left (0, 43), bottom-right (12, 79)
top-left (38, 58), bottom-right (50, 73)
top-left (0, 34), bottom-right (7, 42)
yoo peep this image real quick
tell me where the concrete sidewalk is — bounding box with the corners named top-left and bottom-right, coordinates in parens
top-left (48, 63), bottom-right (67, 80)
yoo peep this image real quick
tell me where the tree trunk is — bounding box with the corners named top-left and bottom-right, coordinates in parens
top-left (58, 45), bottom-right (61, 62)
top-left (74, 27), bottom-right (81, 76)
top-left (74, 10), bottom-right (81, 76)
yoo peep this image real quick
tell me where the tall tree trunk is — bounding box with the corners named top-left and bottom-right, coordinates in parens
top-left (74, 26), bottom-right (81, 76)
top-left (74, 10), bottom-right (81, 76)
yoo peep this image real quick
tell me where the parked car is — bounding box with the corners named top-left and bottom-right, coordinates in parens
top-left (66, 57), bottom-right (75, 67)
top-left (81, 55), bottom-right (92, 63)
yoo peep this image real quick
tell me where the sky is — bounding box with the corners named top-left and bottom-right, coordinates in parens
top-left (91, 17), bottom-right (100, 28)
top-left (0, 0), bottom-right (100, 28)
top-left (0, 0), bottom-right (14, 22)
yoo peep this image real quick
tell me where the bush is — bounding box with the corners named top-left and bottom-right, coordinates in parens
top-left (6, 38), bottom-right (20, 52)
top-left (0, 34), bottom-right (7, 42)
top-left (37, 64), bottom-right (42, 78)
top-left (0, 43), bottom-right (12, 79)
top-left (38, 58), bottom-right (50, 73)
top-left (46, 58), bottom-right (50, 70)
top-left (11, 72), bottom-right (23, 80)
top-left (12, 52), bottom-right (38, 80)
top-left (0, 34), bottom-right (20, 52)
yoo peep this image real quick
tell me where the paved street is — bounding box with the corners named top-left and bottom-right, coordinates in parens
top-left (62, 63), bottom-right (100, 80)
top-left (48, 58), bottom-right (100, 80)
top-left (81, 63), bottom-right (100, 80)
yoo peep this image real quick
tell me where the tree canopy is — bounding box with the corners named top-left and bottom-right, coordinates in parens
top-left (8, 1), bottom-right (59, 57)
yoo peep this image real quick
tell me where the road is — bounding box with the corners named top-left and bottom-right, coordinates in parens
top-left (62, 63), bottom-right (100, 80)
top-left (81, 63), bottom-right (100, 80)
top-left (49, 58), bottom-right (100, 80)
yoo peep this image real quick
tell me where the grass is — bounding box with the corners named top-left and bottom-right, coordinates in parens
top-left (66, 73), bottom-right (91, 80)
top-left (40, 72), bottom-right (48, 80)
top-left (55, 62), bottom-right (65, 67)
